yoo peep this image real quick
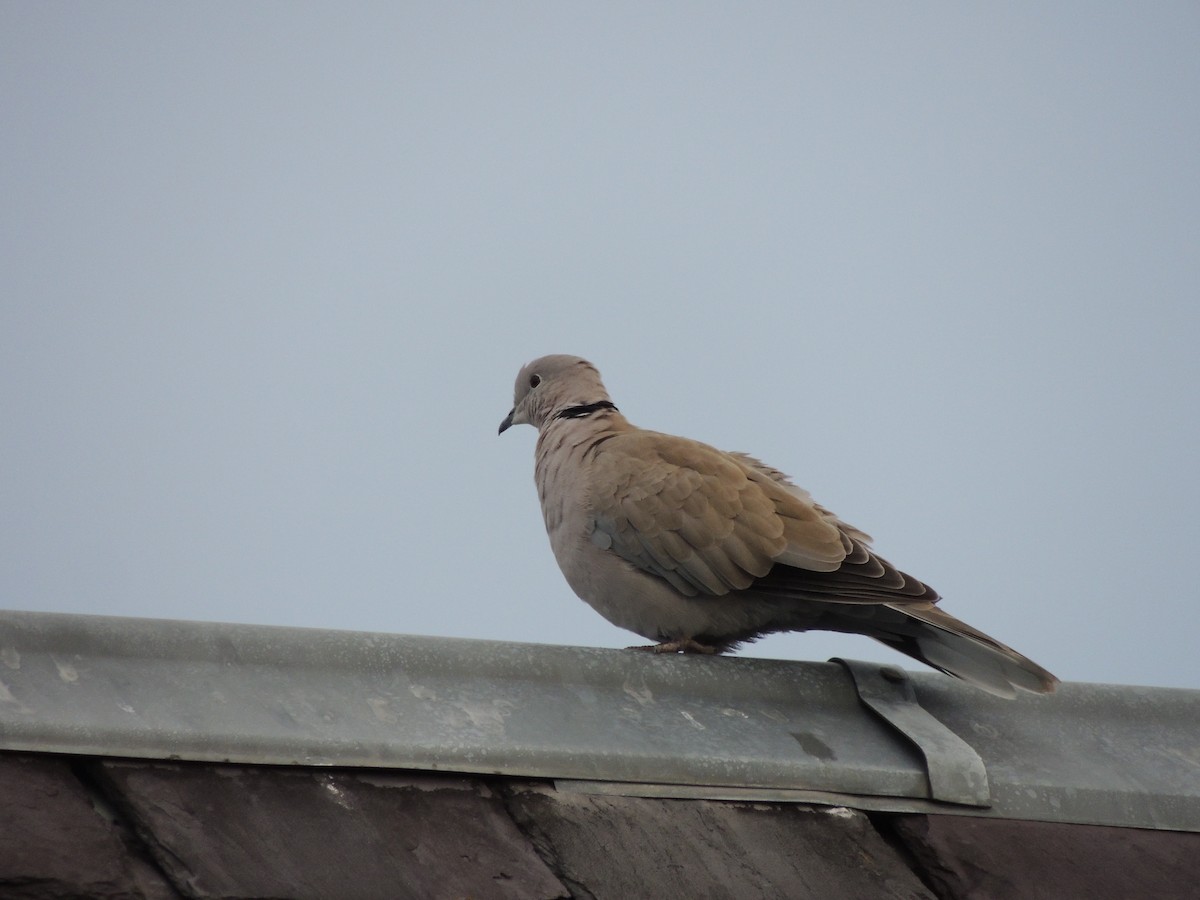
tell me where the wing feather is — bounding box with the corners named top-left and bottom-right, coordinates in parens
top-left (586, 434), bottom-right (938, 605)
top-left (589, 433), bottom-right (845, 597)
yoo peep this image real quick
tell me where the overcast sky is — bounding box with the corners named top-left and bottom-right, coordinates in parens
top-left (3, 4), bottom-right (1197, 690)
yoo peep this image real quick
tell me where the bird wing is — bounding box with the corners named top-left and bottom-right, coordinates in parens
top-left (586, 432), bottom-right (935, 604)
top-left (586, 431), bottom-right (847, 597)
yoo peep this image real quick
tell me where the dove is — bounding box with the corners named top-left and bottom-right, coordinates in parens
top-left (499, 354), bottom-right (1058, 697)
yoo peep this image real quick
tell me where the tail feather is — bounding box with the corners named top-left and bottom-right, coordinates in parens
top-left (874, 603), bottom-right (1058, 698)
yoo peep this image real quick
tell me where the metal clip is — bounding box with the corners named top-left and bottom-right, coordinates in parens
top-left (834, 658), bottom-right (991, 807)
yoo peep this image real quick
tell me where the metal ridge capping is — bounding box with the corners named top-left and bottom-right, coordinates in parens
top-left (1, 609), bottom-right (1197, 832)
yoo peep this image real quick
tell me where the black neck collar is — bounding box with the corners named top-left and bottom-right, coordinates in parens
top-left (554, 400), bottom-right (618, 421)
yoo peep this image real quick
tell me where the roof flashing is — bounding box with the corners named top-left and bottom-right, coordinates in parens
top-left (1, 610), bottom-right (1197, 833)
top-left (834, 657), bottom-right (990, 807)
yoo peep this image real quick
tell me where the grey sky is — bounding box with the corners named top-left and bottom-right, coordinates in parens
top-left (3, 4), bottom-right (1197, 690)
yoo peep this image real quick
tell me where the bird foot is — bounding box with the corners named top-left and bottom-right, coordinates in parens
top-left (627, 639), bottom-right (720, 655)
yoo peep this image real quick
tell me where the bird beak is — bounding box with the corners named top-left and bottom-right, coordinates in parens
top-left (498, 409), bottom-right (515, 435)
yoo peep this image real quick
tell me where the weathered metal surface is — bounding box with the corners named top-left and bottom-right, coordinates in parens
top-left (1, 610), bottom-right (1197, 832)
top-left (835, 658), bottom-right (990, 806)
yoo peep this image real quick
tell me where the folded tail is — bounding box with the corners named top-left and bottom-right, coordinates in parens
top-left (865, 603), bottom-right (1058, 698)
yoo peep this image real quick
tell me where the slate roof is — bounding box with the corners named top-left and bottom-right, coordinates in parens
top-left (3, 611), bottom-right (1199, 899)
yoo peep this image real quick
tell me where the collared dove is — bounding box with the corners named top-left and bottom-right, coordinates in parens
top-left (499, 354), bottom-right (1057, 697)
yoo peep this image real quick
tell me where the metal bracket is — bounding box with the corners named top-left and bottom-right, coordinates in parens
top-left (833, 658), bottom-right (991, 807)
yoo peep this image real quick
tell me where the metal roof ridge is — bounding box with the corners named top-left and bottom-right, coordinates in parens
top-left (2, 609), bottom-right (1197, 833)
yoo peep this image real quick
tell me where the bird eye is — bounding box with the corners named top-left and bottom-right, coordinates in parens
top-left (529, 374), bottom-right (542, 388)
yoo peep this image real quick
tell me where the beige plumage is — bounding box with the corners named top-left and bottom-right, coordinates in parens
top-left (499, 354), bottom-right (1057, 697)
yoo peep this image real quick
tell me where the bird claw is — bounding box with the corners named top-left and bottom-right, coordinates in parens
top-left (626, 639), bottom-right (719, 655)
